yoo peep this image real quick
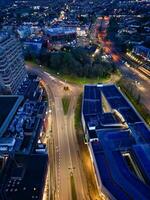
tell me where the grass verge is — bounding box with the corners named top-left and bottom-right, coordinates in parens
top-left (25, 61), bottom-right (118, 85)
top-left (75, 94), bottom-right (82, 130)
top-left (70, 173), bottom-right (77, 200)
top-left (56, 74), bottom-right (110, 85)
top-left (62, 96), bottom-right (70, 115)
top-left (118, 81), bottom-right (150, 126)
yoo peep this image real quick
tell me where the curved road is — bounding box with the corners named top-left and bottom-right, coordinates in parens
top-left (27, 66), bottom-right (89, 200)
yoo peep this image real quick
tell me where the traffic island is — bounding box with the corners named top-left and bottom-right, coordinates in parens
top-left (62, 96), bottom-right (70, 115)
top-left (70, 173), bottom-right (77, 200)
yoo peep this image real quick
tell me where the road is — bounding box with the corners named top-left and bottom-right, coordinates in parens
top-left (93, 15), bottom-right (150, 113)
top-left (118, 61), bottom-right (150, 112)
top-left (27, 66), bottom-right (90, 200)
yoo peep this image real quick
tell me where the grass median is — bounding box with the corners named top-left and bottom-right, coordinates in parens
top-left (75, 94), bottom-right (82, 130)
top-left (70, 173), bottom-right (77, 200)
top-left (62, 96), bottom-right (70, 115)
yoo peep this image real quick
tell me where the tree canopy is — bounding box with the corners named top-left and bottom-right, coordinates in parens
top-left (26, 46), bottom-right (116, 78)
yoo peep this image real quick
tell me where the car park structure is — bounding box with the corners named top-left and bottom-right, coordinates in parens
top-left (82, 83), bottom-right (150, 200)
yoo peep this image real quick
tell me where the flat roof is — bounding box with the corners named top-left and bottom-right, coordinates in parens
top-left (0, 95), bottom-right (24, 136)
top-left (82, 84), bottom-right (150, 200)
top-left (0, 138), bottom-right (15, 146)
top-left (0, 154), bottom-right (48, 200)
top-left (0, 96), bottom-right (18, 127)
top-left (45, 27), bottom-right (76, 35)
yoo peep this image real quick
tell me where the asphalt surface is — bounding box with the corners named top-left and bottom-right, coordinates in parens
top-left (93, 16), bottom-right (150, 113)
top-left (118, 61), bottom-right (150, 112)
top-left (27, 66), bottom-right (89, 200)
top-left (26, 59), bottom-right (150, 200)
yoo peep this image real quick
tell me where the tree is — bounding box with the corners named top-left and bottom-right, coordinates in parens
top-left (107, 17), bottom-right (118, 41)
top-left (49, 52), bottom-right (62, 71)
top-left (25, 45), bottom-right (116, 79)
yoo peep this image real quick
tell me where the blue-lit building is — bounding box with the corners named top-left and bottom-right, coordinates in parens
top-left (82, 84), bottom-right (150, 200)
top-left (44, 27), bottom-right (76, 42)
top-left (23, 39), bottom-right (43, 56)
top-left (0, 95), bottom-right (23, 137)
top-left (0, 32), bottom-right (28, 94)
top-left (0, 76), bottom-right (48, 200)
top-left (133, 45), bottom-right (150, 61)
top-left (17, 26), bottom-right (32, 39)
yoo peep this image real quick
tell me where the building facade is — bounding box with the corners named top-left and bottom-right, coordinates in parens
top-left (0, 32), bottom-right (28, 94)
top-left (133, 45), bottom-right (150, 61)
top-left (82, 84), bottom-right (150, 200)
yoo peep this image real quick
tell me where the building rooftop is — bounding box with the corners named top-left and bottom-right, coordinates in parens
top-left (0, 95), bottom-right (24, 136)
top-left (0, 67), bottom-right (48, 200)
top-left (0, 31), bottom-right (10, 43)
top-left (0, 154), bottom-right (48, 200)
top-left (45, 27), bottom-right (76, 36)
top-left (82, 84), bottom-right (150, 200)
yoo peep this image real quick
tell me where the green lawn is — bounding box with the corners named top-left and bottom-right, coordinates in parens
top-left (44, 66), bottom-right (111, 85)
top-left (70, 173), bottom-right (77, 200)
top-left (57, 74), bottom-right (111, 85)
top-left (75, 94), bottom-right (82, 130)
top-left (25, 60), bottom-right (38, 67)
top-left (25, 61), bottom-right (114, 85)
top-left (62, 96), bottom-right (70, 115)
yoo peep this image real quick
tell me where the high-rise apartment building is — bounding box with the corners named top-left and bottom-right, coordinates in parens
top-left (0, 32), bottom-right (28, 94)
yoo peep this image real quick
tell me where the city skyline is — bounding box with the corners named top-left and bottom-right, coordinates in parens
top-left (0, 1), bottom-right (150, 200)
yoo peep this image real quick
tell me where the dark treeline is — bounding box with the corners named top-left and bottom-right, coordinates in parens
top-left (26, 46), bottom-right (116, 78)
